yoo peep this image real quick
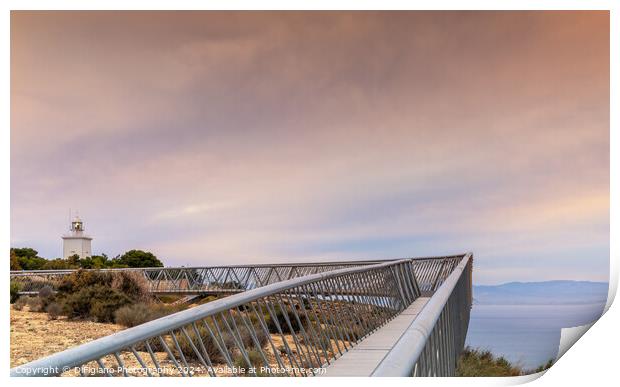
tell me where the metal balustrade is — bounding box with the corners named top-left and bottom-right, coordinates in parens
top-left (10, 256), bottom-right (466, 295)
top-left (10, 261), bottom-right (389, 295)
top-left (10, 254), bottom-right (473, 377)
top-left (372, 253), bottom-right (473, 376)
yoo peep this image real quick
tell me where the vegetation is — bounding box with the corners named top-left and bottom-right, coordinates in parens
top-left (233, 349), bottom-right (268, 376)
top-left (532, 359), bottom-right (554, 373)
top-left (114, 302), bottom-right (186, 327)
top-left (46, 302), bottom-right (63, 320)
top-left (263, 304), bottom-right (307, 334)
top-left (456, 347), bottom-right (554, 376)
top-left (11, 248), bottom-right (47, 270)
top-left (117, 249), bottom-right (163, 268)
top-left (61, 285), bottom-right (133, 322)
top-left (10, 247), bottom-right (162, 270)
top-left (12, 296), bottom-right (28, 310)
top-left (12, 270), bottom-right (154, 323)
top-left (10, 281), bottom-right (21, 303)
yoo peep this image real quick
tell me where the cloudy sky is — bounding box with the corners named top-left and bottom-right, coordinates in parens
top-left (11, 11), bottom-right (609, 284)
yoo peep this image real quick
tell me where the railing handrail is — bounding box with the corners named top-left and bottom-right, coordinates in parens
top-left (10, 258), bottom-right (417, 376)
top-left (9, 254), bottom-right (467, 275)
top-left (371, 252), bottom-right (473, 376)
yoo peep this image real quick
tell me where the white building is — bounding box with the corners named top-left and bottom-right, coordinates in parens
top-left (62, 215), bottom-right (92, 259)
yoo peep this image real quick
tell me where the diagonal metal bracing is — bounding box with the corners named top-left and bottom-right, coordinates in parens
top-left (11, 260), bottom-right (402, 295)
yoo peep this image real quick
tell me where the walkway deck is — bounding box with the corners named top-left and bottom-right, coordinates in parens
top-left (321, 297), bottom-right (430, 377)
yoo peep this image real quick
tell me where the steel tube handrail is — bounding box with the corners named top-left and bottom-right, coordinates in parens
top-left (9, 254), bottom-right (466, 275)
top-left (371, 253), bottom-right (472, 376)
top-left (11, 259), bottom-right (414, 377)
top-left (11, 255), bottom-right (468, 296)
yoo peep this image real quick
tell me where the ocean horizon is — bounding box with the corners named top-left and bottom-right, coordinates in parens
top-left (465, 281), bottom-right (608, 370)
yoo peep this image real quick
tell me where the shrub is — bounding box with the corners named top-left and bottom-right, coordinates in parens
top-left (110, 271), bottom-right (150, 301)
top-left (58, 270), bottom-right (112, 293)
top-left (457, 347), bottom-right (522, 376)
top-left (55, 269), bottom-right (153, 322)
top-left (233, 349), bottom-right (266, 375)
top-left (38, 285), bottom-right (54, 299)
top-left (59, 269), bottom-right (149, 298)
top-left (114, 303), bottom-right (153, 327)
top-left (10, 281), bottom-right (21, 303)
top-left (46, 302), bottom-right (63, 320)
top-left (26, 296), bottom-right (44, 312)
top-left (264, 304), bottom-right (306, 334)
top-left (115, 302), bottom-right (186, 328)
top-left (37, 285), bottom-right (56, 310)
top-left (41, 258), bottom-right (76, 270)
top-left (170, 324), bottom-right (226, 364)
top-left (61, 285), bottom-right (132, 322)
top-left (13, 296), bottom-right (28, 311)
top-left (232, 319), bottom-right (270, 350)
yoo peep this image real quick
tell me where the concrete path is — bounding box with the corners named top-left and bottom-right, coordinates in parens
top-left (320, 297), bottom-right (430, 377)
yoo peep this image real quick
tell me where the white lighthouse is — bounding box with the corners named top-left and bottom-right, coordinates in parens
top-left (62, 215), bottom-right (93, 259)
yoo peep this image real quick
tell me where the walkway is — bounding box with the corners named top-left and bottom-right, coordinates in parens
top-left (321, 297), bottom-right (430, 376)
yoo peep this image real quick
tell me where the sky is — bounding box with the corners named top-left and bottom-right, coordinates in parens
top-left (10, 11), bottom-right (609, 284)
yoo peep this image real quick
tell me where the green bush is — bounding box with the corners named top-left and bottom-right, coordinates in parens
top-left (58, 270), bottom-right (112, 293)
top-left (159, 314), bottom-right (270, 366)
top-left (114, 302), bottom-right (186, 327)
top-left (264, 304), bottom-right (306, 334)
top-left (172, 324), bottom-right (226, 364)
top-left (61, 285), bottom-right (132, 322)
top-left (41, 258), bottom-right (76, 270)
top-left (58, 270), bottom-right (149, 301)
top-left (114, 303), bottom-right (153, 327)
top-left (230, 318), bottom-right (270, 350)
top-left (10, 281), bottom-right (21, 303)
top-left (457, 347), bottom-right (523, 376)
top-left (233, 349), bottom-right (267, 376)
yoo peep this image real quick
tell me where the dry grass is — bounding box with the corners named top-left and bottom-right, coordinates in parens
top-left (11, 306), bottom-right (341, 376)
top-left (10, 307), bottom-right (124, 367)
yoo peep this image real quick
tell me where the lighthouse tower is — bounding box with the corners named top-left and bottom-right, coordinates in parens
top-left (62, 215), bottom-right (93, 259)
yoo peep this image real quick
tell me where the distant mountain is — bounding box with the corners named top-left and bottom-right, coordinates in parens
top-left (473, 280), bottom-right (609, 305)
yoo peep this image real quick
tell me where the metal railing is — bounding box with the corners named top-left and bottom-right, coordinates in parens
top-left (10, 255), bottom-right (466, 296)
top-left (372, 253), bottom-right (473, 376)
top-left (11, 259), bottom-right (426, 377)
top-left (10, 260), bottom-right (390, 295)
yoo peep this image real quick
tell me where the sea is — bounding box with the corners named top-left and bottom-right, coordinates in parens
top-left (465, 302), bottom-right (606, 370)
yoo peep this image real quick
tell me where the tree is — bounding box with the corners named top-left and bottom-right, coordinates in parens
top-left (118, 250), bottom-right (163, 268)
top-left (11, 247), bottom-right (47, 270)
top-left (67, 254), bottom-right (81, 266)
top-left (42, 258), bottom-right (76, 270)
top-left (11, 247), bottom-right (38, 259)
top-left (10, 250), bottom-right (21, 270)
